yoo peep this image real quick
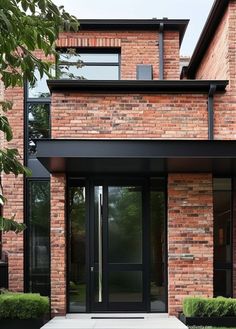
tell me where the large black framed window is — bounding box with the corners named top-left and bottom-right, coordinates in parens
top-left (57, 49), bottom-right (120, 80)
top-left (213, 178), bottom-right (233, 297)
top-left (24, 69), bottom-right (51, 296)
top-left (26, 179), bottom-right (50, 296)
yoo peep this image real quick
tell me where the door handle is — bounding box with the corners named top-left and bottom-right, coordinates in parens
top-left (98, 191), bottom-right (103, 303)
top-left (90, 266), bottom-right (94, 272)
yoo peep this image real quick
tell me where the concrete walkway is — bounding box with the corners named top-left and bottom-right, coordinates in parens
top-left (41, 313), bottom-right (187, 329)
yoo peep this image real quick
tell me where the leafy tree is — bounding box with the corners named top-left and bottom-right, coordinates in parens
top-left (0, 0), bottom-right (79, 233)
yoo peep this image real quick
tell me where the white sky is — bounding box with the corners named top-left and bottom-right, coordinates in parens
top-left (53, 0), bottom-right (214, 56)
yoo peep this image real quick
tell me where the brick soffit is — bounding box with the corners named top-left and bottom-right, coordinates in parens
top-left (187, 0), bottom-right (229, 78)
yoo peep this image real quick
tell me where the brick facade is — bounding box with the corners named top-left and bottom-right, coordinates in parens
top-left (168, 174), bottom-right (214, 315)
top-left (51, 92), bottom-right (208, 139)
top-left (2, 87), bottom-right (24, 291)
top-left (1, 1), bottom-right (236, 318)
top-left (57, 29), bottom-right (180, 80)
top-left (50, 174), bottom-right (67, 316)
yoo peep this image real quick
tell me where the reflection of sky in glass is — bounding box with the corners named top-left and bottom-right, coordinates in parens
top-left (59, 53), bottom-right (119, 63)
top-left (28, 69), bottom-right (51, 98)
top-left (59, 64), bottom-right (119, 80)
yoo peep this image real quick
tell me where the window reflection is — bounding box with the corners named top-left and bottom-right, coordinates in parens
top-left (28, 180), bottom-right (50, 296)
top-left (28, 69), bottom-right (50, 98)
top-left (28, 103), bottom-right (50, 155)
top-left (69, 183), bottom-right (86, 312)
top-left (108, 186), bottom-right (142, 264)
top-left (213, 178), bottom-right (232, 297)
top-left (150, 178), bottom-right (166, 312)
top-left (58, 51), bottom-right (119, 80)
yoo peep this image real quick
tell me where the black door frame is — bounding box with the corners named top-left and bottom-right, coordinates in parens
top-left (67, 175), bottom-right (167, 313)
top-left (89, 178), bottom-right (149, 312)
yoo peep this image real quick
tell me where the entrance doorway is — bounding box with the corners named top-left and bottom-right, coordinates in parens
top-left (68, 177), bottom-right (166, 313)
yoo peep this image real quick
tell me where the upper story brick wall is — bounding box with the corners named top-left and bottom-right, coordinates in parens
top-left (51, 92), bottom-right (208, 139)
top-left (57, 29), bottom-right (180, 80)
top-left (195, 7), bottom-right (229, 80)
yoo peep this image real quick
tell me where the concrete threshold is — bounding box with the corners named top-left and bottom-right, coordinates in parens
top-left (41, 313), bottom-right (187, 329)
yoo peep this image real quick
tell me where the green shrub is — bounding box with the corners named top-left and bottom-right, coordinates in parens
top-left (183, 297), bottom-right (236, 317)
top-left (0, 293), bottom-right (49, 319)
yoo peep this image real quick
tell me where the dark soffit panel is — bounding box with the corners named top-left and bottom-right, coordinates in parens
top-left (36, 139), bottom-right (236, 175)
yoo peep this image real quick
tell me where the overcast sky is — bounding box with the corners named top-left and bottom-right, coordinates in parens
top-left (53, 0), bottom-right (214, 56)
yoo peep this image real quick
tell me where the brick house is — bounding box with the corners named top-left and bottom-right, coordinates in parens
top-left (1, 0), bottom-right (236, 317)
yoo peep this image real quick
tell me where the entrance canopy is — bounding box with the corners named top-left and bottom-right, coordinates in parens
top-left (36, 139), bottom-right (236, 174)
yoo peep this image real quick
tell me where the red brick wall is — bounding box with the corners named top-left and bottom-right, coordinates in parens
top-left (51, 92), bottom-right (208, 139)
top-left (195, 7), bottom-right (229, 80)
top-left (57, 29), bottom-right (180, 80)
top-left (2, 87), bottom-right (24, 291)
top-left (50, 174), bottom-right (67, 316)
top-left (164, 31), bottom-right (180, 79)
top-left (168, 174), bottom-right (214, 315)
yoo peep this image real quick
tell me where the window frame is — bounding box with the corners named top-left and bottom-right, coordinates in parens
top-left (56, 47), bottom-right (121, 80)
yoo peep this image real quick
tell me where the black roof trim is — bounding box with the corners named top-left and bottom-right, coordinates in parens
top-left (36, 139), bottom-right (236, 174)
top-left (78, 19), bottom-right (189, 45)
top-left (47, 79), bottom-right (228, 93)
top-left (187, 0), bottom-right (229, 78)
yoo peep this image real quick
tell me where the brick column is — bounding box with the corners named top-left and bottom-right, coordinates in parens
top-left (51, 174), bottom-right (66, 316)
top-left (2, 87), bottom-right (24, 292)
top-left (168, 174), bottom-right (214, 315)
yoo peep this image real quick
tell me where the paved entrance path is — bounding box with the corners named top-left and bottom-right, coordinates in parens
top-left (41, 313), bottom-right (187, 329)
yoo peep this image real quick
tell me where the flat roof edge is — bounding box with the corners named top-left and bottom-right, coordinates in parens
top-left (47, 79), bottom-right (228, 93)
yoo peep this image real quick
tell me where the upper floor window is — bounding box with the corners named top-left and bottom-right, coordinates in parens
top-left (58, 50), bottom-right (120, 80)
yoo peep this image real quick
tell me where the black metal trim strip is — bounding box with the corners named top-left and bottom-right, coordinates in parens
top-left (208, 84), bottom-right (216, 140)
top-left (47, 79), bottom-right (228, 93)
top-left (159, 23), bottom-right (164, 80)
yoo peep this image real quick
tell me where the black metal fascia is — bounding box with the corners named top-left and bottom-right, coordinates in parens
top-left (208, 84), bottom-right (217, 140)
top-left (187, 0), bottom-right (229, 78)
top-left (47, 79), bottom-right (228, 93)
top-left (36, 139), bottom-right (236, 159)
top-left (78, 19), bottom-right (189, 45)
top-left (159, 23), bottom-right (164, 80)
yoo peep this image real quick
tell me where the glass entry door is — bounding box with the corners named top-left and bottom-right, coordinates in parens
top-left (90, 180), bottom-right (147, 312)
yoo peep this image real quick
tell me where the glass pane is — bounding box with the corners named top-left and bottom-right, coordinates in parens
top-left (69, 184), bottom-right (86, 312)
top-left (59, 53), bottom-right (118, 64)
top-left (59, 64), bottom-right (119, 80)
top-left (108, 186), bottom-right (142, 264)
top-left (213, 190), bottom-right (231, 263)
top-left (213, 178), bottom-right (232, 191)
top-left (28, 103), bottom-right (50, 155)
top-left (214, 269), bottom-right (232, 297)
top-left (28, 69), bottom-right (50, 98)
top-left (28, 181), bottom-right (50, 296)
top-left (150, 180), bottom-right (166, 312)
top-left (94, 186), bottom-right (103, 303)
top-left (109, 271), bottom-right (142, 302)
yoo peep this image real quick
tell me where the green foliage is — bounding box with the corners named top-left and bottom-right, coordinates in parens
top-left (0, 0), bottom-right (79, 88)
top-left (0, 1), bottom-right (79, 233)
top-left (183, 297), bottom-right (236, 317)
top-left (0, 292), bottom-right (49, 319)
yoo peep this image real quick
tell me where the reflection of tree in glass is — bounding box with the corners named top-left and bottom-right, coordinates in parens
top-left (69, 187), bottom-right (86, 307)
top-left (28, 103), bottom-right (50, 154)
top-left (57, 48), bottom-right (85, 80)
top-left (29, 181), bottom-right (50, 296)
top-left (108, 186), bottom-right (142, 264)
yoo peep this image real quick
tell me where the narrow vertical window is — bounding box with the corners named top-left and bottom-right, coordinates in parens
top-left (28, 180), bottom-right (50, 296)
top-left (68, 180), bottom-right (86, 312)
top-left (213, 178), bottom-right (232, 297)
top-left (150, 178), bottom-right (166, 312)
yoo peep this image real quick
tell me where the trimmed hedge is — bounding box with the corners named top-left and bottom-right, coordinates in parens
top-left (0, 293), bottom-right (49, 319)
top-left (183, 296), bottom-right (236, 317)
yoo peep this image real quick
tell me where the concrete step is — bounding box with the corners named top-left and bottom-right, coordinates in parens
top-left (41, 314), bottom-right (187, 329)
